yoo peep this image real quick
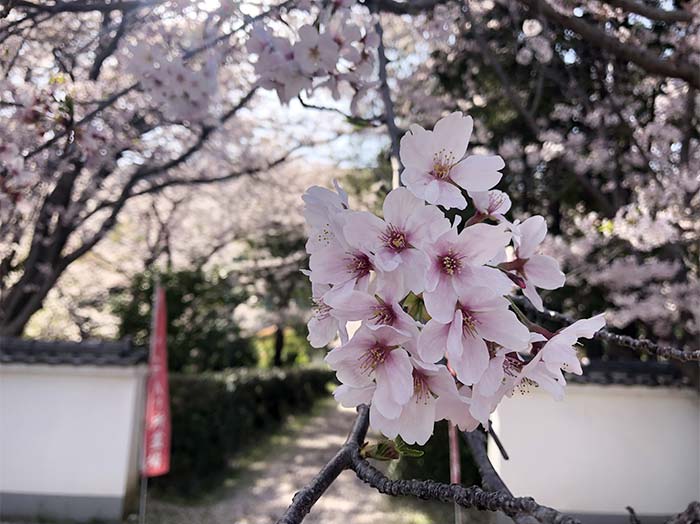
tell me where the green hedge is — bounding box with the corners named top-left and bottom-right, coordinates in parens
top-left (152, 367), bottom-right (335, 497)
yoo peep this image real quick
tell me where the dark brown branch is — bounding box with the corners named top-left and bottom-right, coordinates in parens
top-left (128, 147), bottom-right (297, 197)
top-left (89, 10), bottom-right (129, 80)
top-left (276, 405), bottom-right (370, 524)
top-left (365, 0), bottom-right (451, 15)
top-left (463, 430), bottom-right (539, 524)
top-left (278, 405), bottom-right (580, 524)
top-left (372, 12), bottom-right (403, 184)
top-left (350, 448), bottom-right (579, 524)
top-left (517, 0), bottom-right (700, 88)
top-left (665, 501), bottom-right (700, 524)
top-left (604, 0), bottom-right (694, 23)
top-left (512, 296), bottom-right (700, 362)
top-left (464, 4), bottom-right (616, 217)
top-left (3, 0), bottom-right (151, 13)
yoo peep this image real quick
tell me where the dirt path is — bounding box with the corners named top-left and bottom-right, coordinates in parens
top-left (149, 400), bottom-right (486, 524)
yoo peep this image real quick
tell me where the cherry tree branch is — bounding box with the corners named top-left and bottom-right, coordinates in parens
top-left (365, 0), bottom-right (452, 15)
top-left (278, 405), bottom-right (581, 524)
top-left (603, 0), bottom-right (694, 24)
top-left (372, 12), bottom-right (403, 187)
top-left (512, 296), bottom-right (700, 362)
top-left (666, 502), bottom-right (700, 524)
top-left (516, 0), bottom-right (700, 88)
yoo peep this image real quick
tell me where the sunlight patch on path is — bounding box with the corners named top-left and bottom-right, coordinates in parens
top-left (148, 402), bottom-right (470, 524)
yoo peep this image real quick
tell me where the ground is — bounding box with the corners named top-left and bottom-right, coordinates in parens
top-left (149, 399), bottom-right (491, 524)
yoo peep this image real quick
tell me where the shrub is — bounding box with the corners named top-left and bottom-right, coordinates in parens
top-left (151, 367), bottom-right (335, 497)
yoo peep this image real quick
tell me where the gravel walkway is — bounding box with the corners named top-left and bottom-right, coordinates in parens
top-left (149, 401), bottom-right (490, 524)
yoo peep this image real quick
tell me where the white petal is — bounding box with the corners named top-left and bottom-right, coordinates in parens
top-left (449, 155), bottom-right (504, 192)
top-left (524, 255), bottom-right (566, 290)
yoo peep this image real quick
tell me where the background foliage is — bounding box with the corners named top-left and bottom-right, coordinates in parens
top-left (153, 367), bottom-right (335, 497)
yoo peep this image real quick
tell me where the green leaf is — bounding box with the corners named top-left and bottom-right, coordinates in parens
top-left (361, 439), bottom-right (401, 461)
top-left (394, 436), bottom-right (424, 457)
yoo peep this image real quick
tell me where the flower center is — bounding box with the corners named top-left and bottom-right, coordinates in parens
top-left (371, 298), bottom-right (395, 325)
top-left (430, 148), bottom-right (456, 180)
top-left (347, 252), bottom-right (372, 279)
top-left (488, 192), bottom-right (506, 214)
top-left (412, 370), bottom-right (432, 404)
top-left (381, 225), bottom-right (408, 253)
top-left (459, 305), bottom-right (478, 336)
top-left (439, 250), bottom-right (463, 275)
top-left (313, 298), bottom-right (332, 320)
top-left (359, 343), bottom-right (390, 374)
top-left (503, 353), bottom-right (524, 377)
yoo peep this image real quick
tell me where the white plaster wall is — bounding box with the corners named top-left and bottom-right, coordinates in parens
top-left (0, 364), bottom-right (147, 498)
top-left (489, 384), bottom-right (700, 516)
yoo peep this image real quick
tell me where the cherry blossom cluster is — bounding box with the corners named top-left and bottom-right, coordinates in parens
top-left (303, 112), bottom-right (605, 444)
top-left (246, 1), bottom-right (377, 103)
top-left (125, 42), bottom-right (219, 122)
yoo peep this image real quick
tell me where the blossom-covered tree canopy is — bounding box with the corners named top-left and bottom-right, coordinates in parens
top-left (0, 0), bottom-right (697, 357)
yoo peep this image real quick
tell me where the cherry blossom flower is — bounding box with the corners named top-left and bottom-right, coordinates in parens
top-left (294, 25), bottom-right (340, 75)
top-left (470, 189), bottom-right (511, 221)
top-left (435, 386), bottom-right (479, 432)
top-left (423, 223), bottom-right (513, 322)
top-left (400, 112), bottom-right (505, 209)
top-left (370, 358), bottom-right (462, 445)
top-left (343, 187), bottom-right (450, 293)
top-left (418, 286), bottom-right (529, 385)
top-left (303, 181), bottom-right (349, 254)
top-left (325, 325), bottom-right (414, 419)
top-left (516, 314), bottom-right (606, 400)
top-left (504, 216), bottom-right (566, 311)
top-left (309, 242), bottom-right (376, 291)
top-left (307, 282), bottom-right (349, 348)
top-left (323, 283), bottom-right (418, 336)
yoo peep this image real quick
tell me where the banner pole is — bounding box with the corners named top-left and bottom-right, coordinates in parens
top-left (138, 474), bottom-right (148, 524)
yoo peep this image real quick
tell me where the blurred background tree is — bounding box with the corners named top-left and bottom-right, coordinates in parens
top-left (111, 268), bottom-right (255, 372)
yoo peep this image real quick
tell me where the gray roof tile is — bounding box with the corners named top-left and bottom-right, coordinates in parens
top-left (0, 337), bottom-right (147, 367)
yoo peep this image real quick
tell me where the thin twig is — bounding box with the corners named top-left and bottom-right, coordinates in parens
top-left (626, 506), bottom-right (642, 524)
top-left (665, 501), bottom-right (700, 524)
top-left (512, 296), bottom-right (700, 362)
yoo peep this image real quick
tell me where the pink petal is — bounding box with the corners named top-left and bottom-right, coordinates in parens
top-left (396, 395), bottom-right (436, 445)
top-left (383, 187), bottom-right (420, 229)
top-left (449, 155), bottom-right (504, 192)
top-left (433, 180), bottom-right (467, 209)
top-left (407, 204), bottom-right (452, 248)
top-left (343, 211), bottom-right (385, 252)
top-left (309, 246), bottom-right (353, 285)
top-left (334, 383), bottom-right (375, 407)
top-left (307, 315), bottom-right (339, 348)
top-left (522, 282), bottom-right (544, 311)
top-left (418, 320), bottom-right (450, 363)
top-left (399, 124), bottom-right (435, 170)
top-left (517, 215), bottom-right (547, 258)
top-left (423, 276), bottom-right (458, 323)
top-left (324, 289), bottom-right (377, 321)
top-left (369, 402), bottom-right (400, 438)
top-left (374, 348), bottom-right (413, 418)
top-left (457, 223), bottom-right (511, 266)
top-left (449, 327), bottom-right (489, 385)
top-left (524, 255), bottom-right (566, 290)
top-left (476, 308), bottom-right (530, 350)
top-left (433, 112), bottom-right (472, 160)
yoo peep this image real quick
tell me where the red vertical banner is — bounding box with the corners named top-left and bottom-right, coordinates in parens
top-left (142, 286), bottom-right (171, 477)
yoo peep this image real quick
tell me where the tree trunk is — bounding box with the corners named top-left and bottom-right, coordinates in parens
top-left (273, 324), bottom-right (285, 367)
